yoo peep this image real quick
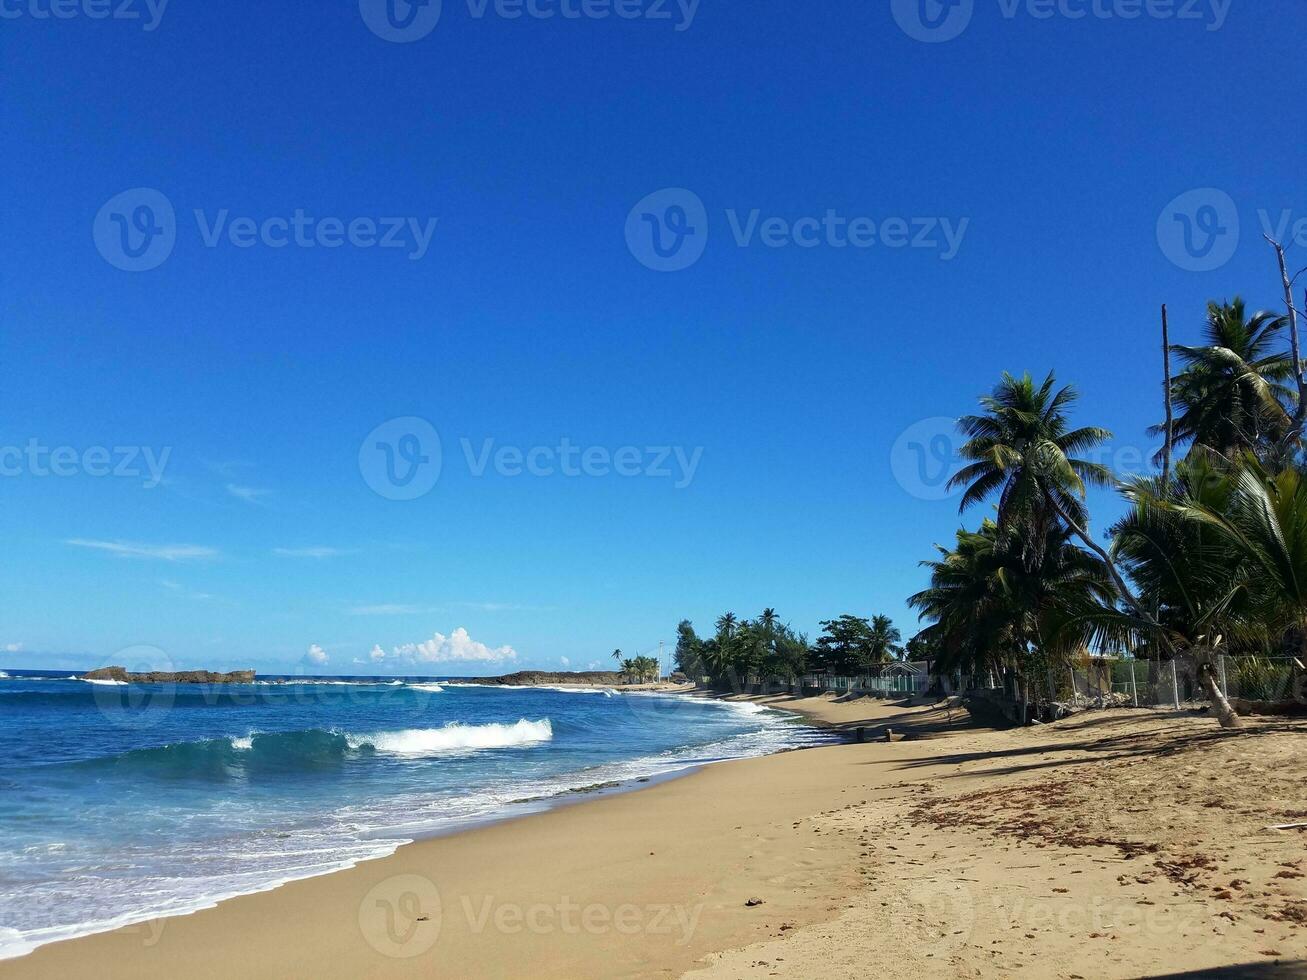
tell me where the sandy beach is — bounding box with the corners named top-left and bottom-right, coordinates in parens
top-left (4, 693), bottom-right (1304, 979)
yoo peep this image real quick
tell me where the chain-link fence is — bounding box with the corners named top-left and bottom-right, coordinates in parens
top-left (1050, 655), bottom-right (1303, 709)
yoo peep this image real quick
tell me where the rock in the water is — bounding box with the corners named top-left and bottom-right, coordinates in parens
top-left (82, 666), bottom-right (256, 684)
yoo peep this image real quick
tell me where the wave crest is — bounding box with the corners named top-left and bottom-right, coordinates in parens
top-left (347, 719), bottom-right (552, 756)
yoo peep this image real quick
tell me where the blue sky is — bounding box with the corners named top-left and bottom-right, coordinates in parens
top-left (1, 1), bottom-right (1302, 675)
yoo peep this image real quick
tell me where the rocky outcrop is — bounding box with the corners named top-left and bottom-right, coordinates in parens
top-left (83, 666), bottom-right (257, 684)
top-left (460, 670), bottom-right (623, 687)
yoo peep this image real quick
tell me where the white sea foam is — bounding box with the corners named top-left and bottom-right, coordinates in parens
top-left (407, 683), bottom-right (445, 693)
top-left (230, 734), bottom-right (255, 751)
top-left (347, 719), bottom-right (553, 756)
top-left (80, 678), bottom-right (127, 686)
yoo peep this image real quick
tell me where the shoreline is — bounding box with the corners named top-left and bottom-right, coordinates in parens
top-left (0, 686), bottom-right (826, 966)
top-left (4, 692), bottom-right (1304, 978)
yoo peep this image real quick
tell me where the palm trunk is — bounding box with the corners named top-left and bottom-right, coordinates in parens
top-left (1195, 654), bottom-right (1242, 729)
top-left (1037, 494), bottom-right (1246, 729)
top-left (1045, 493), bottom-right (1149, 621)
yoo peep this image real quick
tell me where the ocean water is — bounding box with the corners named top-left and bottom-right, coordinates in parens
top-left (0, 671), bottom-right (829, 958)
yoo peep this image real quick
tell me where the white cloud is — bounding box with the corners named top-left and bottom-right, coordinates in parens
top-left (159, 579), bottom-right (216, 601)
top-left (559, 656), bottom-right (570, 667)
top-left (274, 547), bottom-right (351, 559)
top-left (350, 604), bottom-right (430, 616)
top-left (305, 644), bottom-right (329, 666)
top-left (371, 628), bottom-right (517, 666)
top-left (67, 539), bottom-right (218, 562)
top-left (226, 484), bottom-right (270, 504)
top-left (4, 643), bottom-right (22, 653)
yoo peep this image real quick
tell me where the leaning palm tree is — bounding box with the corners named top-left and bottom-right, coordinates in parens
top-left (1101, 449), bottom-right (1302, 728)
top-left (1152, 299), bottom-right (1294, 462)
top-left (1111, 451), bottom-right (1247, 653)
top-left (948, 372), bottom-right (1140, 610)
top-left (1176, 455), bottom-right (1307, 648)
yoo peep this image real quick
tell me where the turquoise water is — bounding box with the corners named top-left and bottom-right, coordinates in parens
top-left (0, 672), bottom-right (827, 957)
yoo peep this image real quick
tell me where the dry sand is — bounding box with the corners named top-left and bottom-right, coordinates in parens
top-left (3, 693), bottom-right (1304, 979)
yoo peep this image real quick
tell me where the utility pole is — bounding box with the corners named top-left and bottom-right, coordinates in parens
top-left (659, 640), bottom-right (665, 681)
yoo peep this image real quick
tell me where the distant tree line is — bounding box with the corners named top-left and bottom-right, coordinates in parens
top-left (672, 609), bottom-right (910, 689)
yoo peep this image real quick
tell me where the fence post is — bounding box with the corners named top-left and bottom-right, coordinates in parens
top-left (1130, 661), bottom-right (1138, 707)
top-left (1171, 658), bottom-right (1180, 709)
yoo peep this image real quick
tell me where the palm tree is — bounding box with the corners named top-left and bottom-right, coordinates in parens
top-left (867, 614), bottom-right (903, 664)
top-left (1153, 299), bottom-right (1294, 461)
top-left (949, 371), bottom-right (1141, 614)
top-left (1111, 452), bottom-right (1244, 654)
top-left (910, 519), bottom-right (1118, 708)
top-left (715, 612), bottom-right (738, 640)
top-left (611, 648), bottom-right (622, 666)
top-left (910, 522), bottom-right (1018, 680)
top-left (1101, 450), bottom-right (1307, 727)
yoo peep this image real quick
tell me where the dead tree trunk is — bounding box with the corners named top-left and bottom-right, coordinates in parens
top-left (1162, 303), bottom-right (1175, 484)
top-left (1267, 236), bottom-right (1307, 446)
